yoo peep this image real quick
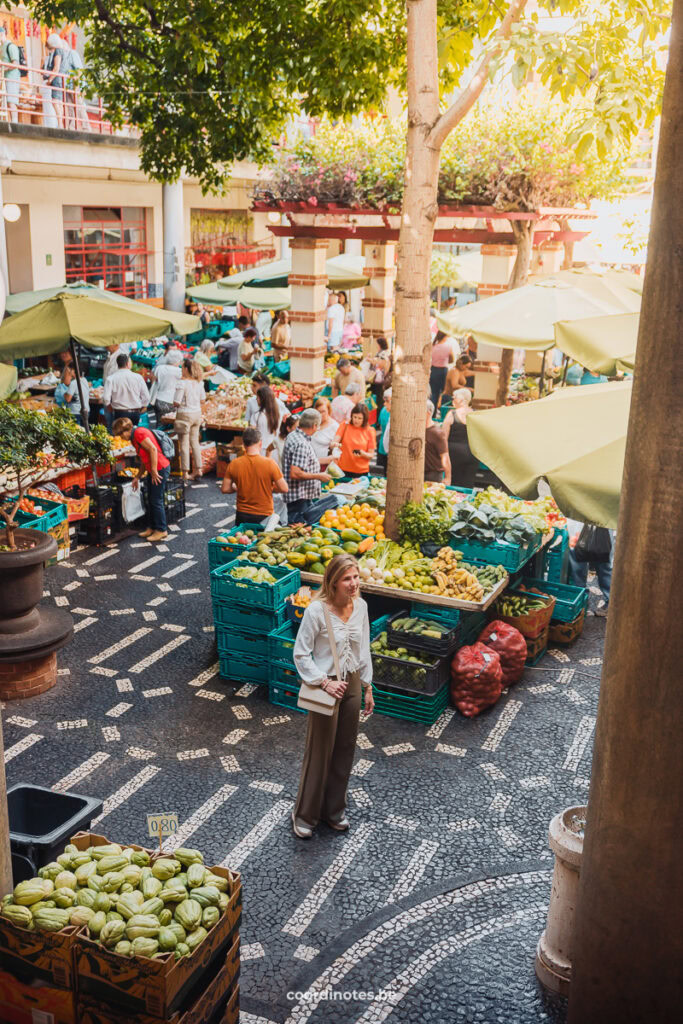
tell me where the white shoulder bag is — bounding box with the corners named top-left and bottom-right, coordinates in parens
top-left (297, 603), bottom-right (341, 716)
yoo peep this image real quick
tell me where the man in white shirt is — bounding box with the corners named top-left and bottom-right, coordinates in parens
top-left (326, 292), bottom-right (345, 349)
top-left (331, 382), bottom-right (361, 424)
top-left (103, 353), bottom-right (150, 426)
top-left (62, 364), bottom-right (90, 426)
top-left (332, 357), bottom-right (366, 399)
top-left (103, 344), bottom-right (121, 383)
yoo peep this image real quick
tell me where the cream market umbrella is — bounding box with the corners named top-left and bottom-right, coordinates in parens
top-left (186, 282), bottom-right (292, 310)
top-left (0, 362), bottom-right (17, 399)
top-left (555, 313), bottom-right (638, 375)
top-left (466, 380), bottom-right (631, 527)
top-left (213, 253), bottom-right (369, 292)
top-left (531, 268), bottom-right (641, 313)
top-left (436, 278), bottom-right (635, 350)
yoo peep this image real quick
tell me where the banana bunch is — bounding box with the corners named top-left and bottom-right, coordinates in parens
top-left (432, 547), bottom-right (484, 602)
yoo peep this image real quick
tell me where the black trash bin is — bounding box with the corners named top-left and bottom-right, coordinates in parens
top-left (8, 784), bottom-right (104, 879)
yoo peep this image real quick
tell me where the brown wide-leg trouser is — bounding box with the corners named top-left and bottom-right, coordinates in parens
top-left (294, 672), bottom-right (362, 828)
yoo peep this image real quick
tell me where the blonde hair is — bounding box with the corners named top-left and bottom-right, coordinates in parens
top-left (318, 554), bottom-right (359, 602)
top-left (183, 358), bottom-right (204, 381)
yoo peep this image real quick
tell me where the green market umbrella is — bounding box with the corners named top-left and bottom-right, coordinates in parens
top-left (555, 313), bottom-right (638, 375)
top-left (466, 380), bottom-right (631, 527)
top-left (0, 293), bottom-right (200, 361)
top-left (0, 362), bottom-right (17, 399)
top-left (5, 281), bottom-right (143, 315)
top-left (436, 278), bottom-right (635, 350)
top-left (215, 253), bottom-right (369, 291)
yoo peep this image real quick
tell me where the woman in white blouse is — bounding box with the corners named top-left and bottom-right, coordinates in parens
top-left (292, 554), bottom-right (374, 839)
top-left (173, 359), bottom-right (205, 480)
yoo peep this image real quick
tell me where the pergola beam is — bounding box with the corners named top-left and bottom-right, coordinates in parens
top-left (267, 224), bottom-right (589, 245)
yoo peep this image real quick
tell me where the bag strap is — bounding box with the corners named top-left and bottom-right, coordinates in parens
top-left (322, 602), bottom-right (344, 682)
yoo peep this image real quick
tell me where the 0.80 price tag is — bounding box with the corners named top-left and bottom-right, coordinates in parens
top-left (147, 812), bottom-right (179, 849)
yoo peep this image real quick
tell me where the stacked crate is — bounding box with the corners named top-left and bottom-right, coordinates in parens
top-left (210, 557), bottom-right (300, 686)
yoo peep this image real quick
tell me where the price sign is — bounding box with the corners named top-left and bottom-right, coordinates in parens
top-left (146, 812), bottom-right (179, 850)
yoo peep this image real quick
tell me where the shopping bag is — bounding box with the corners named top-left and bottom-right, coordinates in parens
top-left (573, 525), bottom-right (612, 564)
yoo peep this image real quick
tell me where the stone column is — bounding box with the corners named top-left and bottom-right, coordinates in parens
top-left (361, 242), bottom-right (396, 357)
top-left (162, 180), bottom-right (186, 312)
top-left (530, 242), bottom-right (563, 277)
top-left (479, 242), bottom-right (517, 297)
top-left (0, 158), bottom-right (11, 296)
top-left (345, 238), bottom-right (363, 322)
top-left (288, 237), bottom-right (328, 390)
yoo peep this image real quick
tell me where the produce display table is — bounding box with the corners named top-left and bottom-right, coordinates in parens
top-left (300, 570), bottom-right (508, 612)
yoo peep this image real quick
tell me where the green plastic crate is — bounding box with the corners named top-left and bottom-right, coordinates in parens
top-left (212, 601), bottom-right (285, 633)
top-left (210, 561), bottom-right (300, 610)
top-left (459, 611), bottom-right (488, 646)
top-left (449, 531), bottom-right (543, 571)
top-left (409, 602), bottom-right (460, 628)
top-left (268, 681), bottom-right (302, 713)
top-left (219, 652), bottom-right (269, 684)
top-left (372, 681), bottom-right (449, 724)
top-left (518, 577), bottom-right (588, 623)
top-left (216, 625), bottom-right (264, 659)
top-left (268, 621), bottom-right (297, 671)
top-left (543, 527), bottom-right (569, 583)
top-left (13, 495), bottom-right (67, 532)
top-left (208, 525), bottom-right (264, 571)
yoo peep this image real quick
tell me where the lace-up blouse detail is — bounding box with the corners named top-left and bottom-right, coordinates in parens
top-left (293, 598), bottom-right (373, 688)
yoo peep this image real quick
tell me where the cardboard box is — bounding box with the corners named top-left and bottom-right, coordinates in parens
top-left (0, 965), bottom-right (77, 1024)
top-left (76, 940), bottom-right (240, 1024)
top-left (73, 835), bottom-right (242, 1018)
top-left (0, 920), bottom-right (79, 991)
top-left (47, 518), bottom-right (71, 565)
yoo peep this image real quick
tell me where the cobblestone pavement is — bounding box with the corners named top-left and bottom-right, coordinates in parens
top-left (2, 482), bottom-right (607, 1023)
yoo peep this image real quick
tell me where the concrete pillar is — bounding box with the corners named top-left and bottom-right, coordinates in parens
top-left (479, 242), bottom-right (516, 297)
top-left (361, 242), bottom-right (396, 357)
top-left (345, 238), bottom-right (363, 321)
top-left (530, 242), bottom-right (563, 277)
top-left (536, 806), bottom-right (586, 995)
top-left (162, 180), bottom-right (185, 312)
top-left (288, 237), bottom-right (328, 389)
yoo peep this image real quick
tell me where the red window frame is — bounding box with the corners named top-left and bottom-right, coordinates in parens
top-left (63, 207), bottom-right (151, 299)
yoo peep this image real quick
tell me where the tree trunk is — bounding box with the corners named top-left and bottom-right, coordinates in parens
top-left (558, 217), bottom-right (574, 269)
top-left (385, 0), bottom-right (441, 538)
top-left (496, 220), bottom-right (532, 406)
top-left (568, 5), bottom-right (683, 1020)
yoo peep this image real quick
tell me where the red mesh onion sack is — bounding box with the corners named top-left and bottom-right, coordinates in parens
top-left (479, 620), bottom-right (527, 687)
top-left (450, 642), bottom-right (503, 717)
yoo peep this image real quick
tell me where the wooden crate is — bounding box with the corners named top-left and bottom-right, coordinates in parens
top-left (74, 835), bottom-right (242, 1018)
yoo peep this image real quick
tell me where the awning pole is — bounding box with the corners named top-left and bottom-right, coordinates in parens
top-left (539, 350), bottom-right (547, 397)
top-left (69, 337), bottom-right (99, 485)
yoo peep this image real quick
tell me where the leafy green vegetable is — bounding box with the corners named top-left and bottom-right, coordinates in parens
top-left (398, 495), bottom-right (452, 547)
top-left (450, 502), bottom-right (542, 546)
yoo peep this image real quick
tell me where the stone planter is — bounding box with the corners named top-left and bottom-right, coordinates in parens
top-left (535, 805), bottom-right (586, 996)
top-left (0, 529), bottom-right (72, 698)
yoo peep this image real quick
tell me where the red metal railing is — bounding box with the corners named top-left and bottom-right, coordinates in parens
top-left (0, 58), bottom-right (133, 136)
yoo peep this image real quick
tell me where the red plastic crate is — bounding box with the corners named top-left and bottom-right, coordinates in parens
top-left (54, 467), bottom-right (86, 491)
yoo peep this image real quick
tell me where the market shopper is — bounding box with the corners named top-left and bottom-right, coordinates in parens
top-left (369, 336), bottom-right (392, 410)
top-left (292, 554), bottom-right (374, 839)
top-left (152, 349), bottom-right (183, 423)
top-left (310, 397), bottom-right (339, 465)
top-left (270, 310), bottom-right (292, 363)
top-left (442, 388), bottom-right (478, 489)
top-left (441, 356), bottom-right (473, 408)
top-left (424, 400), bottom-right (451, 484)
top-left (252, 385), bottom-right (283, 456)
top-left (104, 353), bottom-right (150, 426)
top-left (238, 330), bottom-right (257, 374)
top-left (326, 293), bottom-right (345, 349)
top-left (194, 339), bottom-right (215, 372)
top-left (173, 359), bottom-right (205, 481)
top-left (335, 404), bottom-right (376, 477)
top-left (112, 417), bottom-right (170, 542)
top-left (272, 414), bottom-right (299, 471)
top-left (568, 525), bottom-right (613, 616)
top-left (332, 357), bottom-right (365, 399)
top-left (216, 328), bottom-right (242, 372)
top-left (1, 25), bottom-right (21, 124)
top-left (376, 388), bottom-right (391, 472)
top-left (61, 363), bottom-right (89, 426)
top-left (429, 331), bottom-right (455, 408)
top-left (331, 382), bottom-right (361, 424)
top-left (282, 408), bottom-right (331, 523)
top-left (221, 426), bottom-right (288, 525)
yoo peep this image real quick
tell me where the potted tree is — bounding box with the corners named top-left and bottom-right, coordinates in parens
top-left (0, 404), bottom-right (111, 632)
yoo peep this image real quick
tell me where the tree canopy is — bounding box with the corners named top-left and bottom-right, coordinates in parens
top-left (30, 0), bottom-right (670, 191)
top-left (255, 104), bottom-right (633, 211)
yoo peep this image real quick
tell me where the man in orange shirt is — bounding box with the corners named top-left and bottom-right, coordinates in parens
top-left (221, 427), bottom-right (288, 525)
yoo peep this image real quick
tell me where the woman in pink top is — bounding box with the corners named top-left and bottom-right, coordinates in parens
top-left (429, 330), bottom-right (454, 407)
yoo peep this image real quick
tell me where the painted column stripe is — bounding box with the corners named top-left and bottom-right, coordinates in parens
top-left (88, 627), bottom-right (152, 665)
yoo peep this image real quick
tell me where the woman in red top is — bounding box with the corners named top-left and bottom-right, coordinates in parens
top-left (334, 404), bottom-right (376, 478)
top-left (112, 417), bottom-right (171, 542)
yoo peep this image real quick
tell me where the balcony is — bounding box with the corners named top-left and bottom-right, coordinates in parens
top-left (0, 58), bottom-right (136, 138)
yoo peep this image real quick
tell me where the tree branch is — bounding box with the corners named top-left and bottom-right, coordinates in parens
top-left (429, 0), bottom-right (529, 150)
top-left (92, 1), bottom-right (151, 62)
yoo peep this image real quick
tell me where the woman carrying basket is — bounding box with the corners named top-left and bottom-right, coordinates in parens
top-left (291, 555), bottom-right (375, 839)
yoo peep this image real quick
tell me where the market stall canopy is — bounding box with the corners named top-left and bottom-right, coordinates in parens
top-left (530, 268), bottom-right (641, 313)
top-left (4, 283), bottom-right (198, 336)
top-left (0, 293), bottom-right (201, 360)
top-left (0, 362), bottom-right (18, 399)
top-left (555, 313), bottom-right (638, 375)
top-left (214, 253), bottom-right (369, 291)
top-left (436, 278), bottom-right (637, 351)
top-left (466, 380), bottom-right (631, 527)
top-left (186, 282), bottom-right (292, 310)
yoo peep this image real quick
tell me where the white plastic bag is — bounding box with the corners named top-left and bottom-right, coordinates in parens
top-left (120, 481), bottom-right (145, 524)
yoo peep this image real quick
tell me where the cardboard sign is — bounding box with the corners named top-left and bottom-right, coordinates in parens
top-left (146, 812), bottom-right (178, 848)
